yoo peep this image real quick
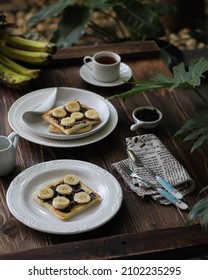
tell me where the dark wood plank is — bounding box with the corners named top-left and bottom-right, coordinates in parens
top-left (1, 224), bottom-right (207, 260)
top-left (52, 41), bottom-right (160, 65)
top-left (0, 41), bottom-right (208, 259)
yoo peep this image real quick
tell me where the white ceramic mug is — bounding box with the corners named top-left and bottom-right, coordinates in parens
top-left (83, 51), bottom-right (121, 82)
top-left (130, 106), bottom-right (163, 131)
top-left (0, 132), bottom-right (19, 176)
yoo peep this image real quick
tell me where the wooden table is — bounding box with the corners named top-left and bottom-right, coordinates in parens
top-left (0, 41), bottom-right (208, 260)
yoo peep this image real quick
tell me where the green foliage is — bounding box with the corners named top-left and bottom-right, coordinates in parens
top-left (186, 186), bottom-right (208, 234)
top-left (108, 57), bottom-right (208, 152)
top-left (109, 57), bottom-right (208, 98)
top-left (27, 0), bottom-right (175, 47)
top-left (52, 5), bottom-right (93, 48)
top-left (112, 1), bottom-right (166, 41)
top-left (110, 56), bottom-right (208, 233)
top-left (155, 57), bottom-right (208, 90)
top-left (175, 110), bottom-right (208, 153)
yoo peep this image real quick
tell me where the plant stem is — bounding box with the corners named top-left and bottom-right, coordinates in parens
top-left (100, 10), bottom-right (127, 39)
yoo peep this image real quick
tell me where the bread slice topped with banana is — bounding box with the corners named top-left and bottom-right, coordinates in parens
top-left (33, 174), bottom-right (101, 220)
top-left (42, 100), bottom-right (101, 135)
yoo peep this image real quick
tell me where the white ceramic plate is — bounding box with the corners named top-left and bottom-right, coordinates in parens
top-left (8, 87), bottom-right (118, 148)
top-left (18, 87), bottom-right (110, 140)
top-left (80, 62), bottom-right (132, 87)
top-left (6, 160), bottom-right (123, 234)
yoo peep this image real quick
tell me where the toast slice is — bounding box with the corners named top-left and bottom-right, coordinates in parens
top-left (48, 124), bottom-right (93, 135)
top-left (42, 100), bottom-right (100, 135)
top-left (33, 174), bottom-right (101, 220)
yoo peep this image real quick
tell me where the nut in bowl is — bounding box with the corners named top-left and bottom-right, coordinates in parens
top-left (130, 106), bottom-right (162, 131)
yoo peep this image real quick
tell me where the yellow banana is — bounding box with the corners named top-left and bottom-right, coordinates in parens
top-left (0, 42), bottom-right (52, 65)
top-left (6, 35), bottom-right (57, 54)
top-left (0, 63), bottom-right (31, 89)
top-left (0, 54), bottom-right (40, 79)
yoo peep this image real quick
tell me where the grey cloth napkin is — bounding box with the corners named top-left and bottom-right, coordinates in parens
top-left (112, 134), bottom-right (195, 205)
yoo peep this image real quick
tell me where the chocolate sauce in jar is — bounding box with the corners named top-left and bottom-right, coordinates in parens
top-left (135, 108), bottom-right (159, 122)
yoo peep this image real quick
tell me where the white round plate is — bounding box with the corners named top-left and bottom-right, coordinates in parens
top-left (16, 87), bottom-right (109, 140)
top-left (80, 62), bottom-right (132, 87)
top-left (8, 87), bottom-right (118, 148)
top-left (6, 160), bottom-right (123, 234)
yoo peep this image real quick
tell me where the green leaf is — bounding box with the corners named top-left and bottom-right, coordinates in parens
top-left (175, 112), bottom-right (208, 137)
top-left (158, 57), bottom-right (208, 89)
top-left (28, 0), bottom-right (76, 28)
top-left (186, 190), bottom-right (208, 234)
top-left (198, 186), bottom-right (208, 199)
top-left (186, 197), bottom-right (208, 224)
top-left (83, 0), bottom-right (112, 10)
top-left (108, 57), bottom-right (208, 152)
top-left (201, 210), bottom-right (208, 233)
top-left (191, 133), bottom-right (208, 153)
top-left (110, 57), bottom-right (208, 100)
top-left (174, 110), bottom-right (208, 152)
top-left (51, 5), bottom-right (93, 47)
top-left (183, 128), bottom-right (208, 141)
top-left (187, 57), bottom-right (208, 85)
top-left (113, 1), bottom-right (165, 40)
top-left (88, 21), bottom-right (120, 43)
top-left (24, 0), bottom-right (177, 48)
top-left (186, 185), bottom-right (208, 234)
top-left (107, 81), bottom-right (172, 100)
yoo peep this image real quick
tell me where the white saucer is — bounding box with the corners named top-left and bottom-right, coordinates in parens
top-left (80, 62), bottom-right (132, 87)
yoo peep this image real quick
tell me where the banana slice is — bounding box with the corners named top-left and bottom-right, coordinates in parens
top-left (52, 196), bottom-right (70, 209)
top-left (56, 184), bottom-right (73, 195)
top-left (66, 101), bottom-right (80, 112)
top-left (38, 187), bottom-right (54, 200)
top-left (74, 191), bottom-right (91, 204)
top-left (60, 117), bottom-right (75, 127)
top-left (74, 125), bottom-right (92, 134)
top-left (53, 107), bottom-right (67, 118)
top-left (85, 109), bottom-right (99, 120)
top-left (64, 174), bottom-right (80, 186)
top-left (71, 112), bottom-right (84, 120)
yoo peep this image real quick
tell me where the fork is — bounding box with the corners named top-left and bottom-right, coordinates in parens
top-left (120, 161), bottom-right (157, 189)
top-left (119, 161), bottom-right (188, 210)
top-left (127, 149), bottom-right (183, 199)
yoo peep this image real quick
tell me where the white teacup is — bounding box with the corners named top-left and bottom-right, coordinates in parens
top-left (83, 51), bottom-right (121, 82)
top-left (130, 106), bottom-right (163, 131)
top-left (0, 132), bottom-right (19, 176)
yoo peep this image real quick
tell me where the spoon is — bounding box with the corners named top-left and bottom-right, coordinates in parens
top-left (22, 87), bottom-right (57, 125)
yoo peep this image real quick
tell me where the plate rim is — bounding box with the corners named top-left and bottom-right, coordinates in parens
top-left (8, 87), bottom-right (118, 148)
top-left (22, 87), bottom-right (110, 140)
top-left (6, 159), bottom-right (123, 234)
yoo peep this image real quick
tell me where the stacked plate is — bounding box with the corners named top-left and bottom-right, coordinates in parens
top-left (8, 87), bottom-right (118, 148)
top-left (7, 88), bottom-right (122, 234)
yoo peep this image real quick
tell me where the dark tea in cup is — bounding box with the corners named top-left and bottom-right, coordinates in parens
top-left (83, 51), bottom-right (121, 82)
top-left (95, 56), bottom-right (117, 65)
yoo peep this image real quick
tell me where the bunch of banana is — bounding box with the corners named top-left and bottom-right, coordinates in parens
top-left (0, 53), bottom-right (41, 89)
top-left (0, 12), bottom-right (57, 90)
top-left (0, 35), bottom-right (57, 65)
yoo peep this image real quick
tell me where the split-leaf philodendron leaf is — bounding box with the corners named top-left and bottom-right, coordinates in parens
top-left (108, 57), bottom-right (208, 153)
